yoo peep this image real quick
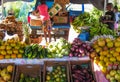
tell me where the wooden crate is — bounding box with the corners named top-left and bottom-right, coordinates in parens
top-left (53, 16), bottom-right (68, 24)
top-left (14, 64), bottom-right (41, 82)
top-left (43, 61), bottom-right (70, 82)
top-left (69, 60), bottom-right (96, 82)
top-left (0, 63), bottom-right (15, 82)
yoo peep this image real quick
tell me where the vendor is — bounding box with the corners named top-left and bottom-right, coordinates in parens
top-left (37, 0), bottom-right (52, 43)
top-left (8, 9), bottom-right (14, 16)
top-left (103, 3), bottom-right (115, 30)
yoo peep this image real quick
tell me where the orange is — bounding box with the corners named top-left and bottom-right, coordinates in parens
top-left (0, 55), bottom-right (4, 59)
top-left (11, 54), bottom-right (17, 59)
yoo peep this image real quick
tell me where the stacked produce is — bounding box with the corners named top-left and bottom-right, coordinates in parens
top-left (72, 12), bottom-right (91, 33)
top-left (0, 65), bottom-right (14, 82)
top-left (90, 36), bottom-right (120, 82)
top-left (69, 38), bottom-right (94, 57)
top-left (0, 16), bottom-right (23, 40)
top-left (24, 44), bottom-right (48, 59)
top-left (71, 64), bottom-right (95, 82)
top-left (0, 39), bottom-right (26, 59)
top-left (0, 31), bottom-right (5, 40)
top-left (47, 38), bottom-right (71, 58)
top-left (45, 66), bottom-right (67, 82)
top-left (89, 22), bottom-right (116, 39)
top-left (19, 73), bottom-right (40, 82)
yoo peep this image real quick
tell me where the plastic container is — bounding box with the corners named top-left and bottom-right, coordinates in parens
top-left (78, 32), bottom-right (89, 41)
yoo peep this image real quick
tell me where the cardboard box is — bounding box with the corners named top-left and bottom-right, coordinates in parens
top-left (53, 16), bottom-right (68, 24)
top-left (0, 63), bottom-right (15, 82)
top-left (49, 3), bottom-right (62, 18)
top-left (30, 19), bottom-right (42, 26)
top-left (58, 11), bottom-right (68, 16)
top-left (69, 60), bottom-right (96, 82)
top-left (43, 61), bottom-right (70, 82)
top-left (14, 64), bottom-right (41, 82)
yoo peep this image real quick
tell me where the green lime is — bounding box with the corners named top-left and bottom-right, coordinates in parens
top-left (56, 78), bottom-right (60, 82)
top-left (57, 66), bottom-right (61, 70)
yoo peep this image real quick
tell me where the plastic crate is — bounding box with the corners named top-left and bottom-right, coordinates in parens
top-left (69, 10), bottom-right (83, 16)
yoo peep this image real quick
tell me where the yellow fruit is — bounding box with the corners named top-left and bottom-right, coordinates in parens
top-left (102, 51), bottom-right (108, 56)
top-left (95, 47), bottom-right (102, 53)
top-left (5, 55), bottom-right (11, 59)
top-left (114, 41), bottom-right (120, 47)
top-left (104, 57), bottom-right (109, 63)
top-left (3, 74), bottom-right (11, 81)
top-left (116, 47), bottom-right (120, 53)
top-left (46, 75), bottom-right (51, 81)
top-left (98, 40), bottom-right (105, 47)
top-left (107, 41), bottom-right (113, 48)
top-left (116, 56), bottom-right (120, 61)
top-left (106, 62), bottom-right (111, 66)
top-left (101, 66), bottom-right (107, 74)
top-left (7, 65), bottom-right (13, 73)
top-left (110, 57), bottom-right (116, 62)
top-left (113, 52), bottom-right (119, 57)
top-left (17, 54), bottom-right (23, 58)
top-left (11, 54), bottom-right (17, 59)
top-left (0, 55), bottom-right (4, 59)
top-left (98, 61), bottom-right (105, 67)
top-left (99, 56), bottom-right (105, 60)
top-left (105, 38), bottom-right (112, 42)
top-left (1, 51), bottom-right (6, 55)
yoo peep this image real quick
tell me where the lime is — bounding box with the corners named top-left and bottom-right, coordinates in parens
top-left (56, 78), bottom-right (60, 82)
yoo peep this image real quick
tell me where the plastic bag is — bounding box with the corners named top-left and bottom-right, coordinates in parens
top-left (18, 2), bottom-right (31, 23)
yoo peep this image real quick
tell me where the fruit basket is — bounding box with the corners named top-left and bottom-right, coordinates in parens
top-left (14, 64), bottom-right (41, 82)
top-left (0, 63), bottom-right (15, 82)
top-left (43, 61), bottom-right (70, 82)
top-left (69, 60), bottom-right (96, 82)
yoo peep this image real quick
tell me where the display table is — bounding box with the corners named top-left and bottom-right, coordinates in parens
top-left (0, 56), bottom-right (90, 65)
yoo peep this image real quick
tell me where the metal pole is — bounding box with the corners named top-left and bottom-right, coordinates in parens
top-left (1, 0), bottom-right (4, 19)
top-left (103, 0), bottom-right (107, 16)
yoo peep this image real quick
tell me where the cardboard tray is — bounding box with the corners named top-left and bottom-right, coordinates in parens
top-left (0, 63), bottom-right (15, 82)
top-left (69, 60), bottom-right (96, 82)
top-left (43, 61), bottom-right (70, 82)
top-left (14, 64), bottom-right (41, 82)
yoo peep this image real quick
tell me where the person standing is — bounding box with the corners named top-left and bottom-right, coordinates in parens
top-left (113, 5), bottom-right (120, 34)
top-left (103, 3), bottom-right (115, 30)
top-left (37, 0), bottom-right (52, 43)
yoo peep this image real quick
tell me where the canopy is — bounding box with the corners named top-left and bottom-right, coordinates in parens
top-left (0, 0), bottom-right (107, 10)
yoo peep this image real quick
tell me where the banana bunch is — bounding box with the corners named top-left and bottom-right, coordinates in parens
top-left (90, 23), bottom-right (116, 39)
top-left (72, 12), bottom-right (91, 33)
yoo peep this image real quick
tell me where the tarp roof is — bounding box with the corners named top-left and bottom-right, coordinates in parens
top-left (0, 0), bottom-right (107, 10)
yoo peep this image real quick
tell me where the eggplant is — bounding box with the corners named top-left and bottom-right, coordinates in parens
top-left (72, 74), bottom-right (83, 81)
